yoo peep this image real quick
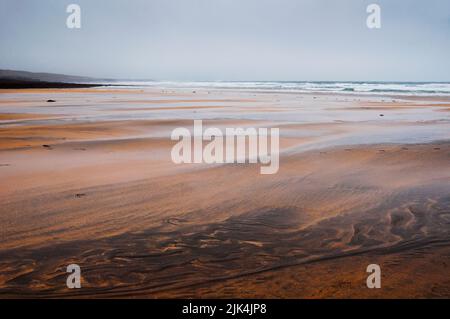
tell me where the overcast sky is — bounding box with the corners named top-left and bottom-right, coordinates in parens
top-left (1, 0), bottom-right (449, 81)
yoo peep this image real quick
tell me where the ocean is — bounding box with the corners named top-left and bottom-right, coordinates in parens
top-left (105, 81), bottom-right (450, 96)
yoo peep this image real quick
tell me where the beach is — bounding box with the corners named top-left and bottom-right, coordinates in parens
top-left (0, 86), bottom-right (449, 298)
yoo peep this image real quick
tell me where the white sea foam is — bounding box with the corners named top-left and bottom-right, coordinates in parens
top-left (103, 81), bottom-right (450, 96)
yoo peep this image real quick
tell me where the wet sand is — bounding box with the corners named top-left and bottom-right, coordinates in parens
top-left (0, 87), bottom-right (449, 298)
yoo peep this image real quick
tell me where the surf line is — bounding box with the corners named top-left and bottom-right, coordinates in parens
top-left (171, 120), bottom-right (279, 174)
